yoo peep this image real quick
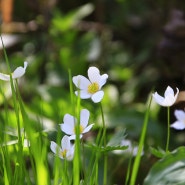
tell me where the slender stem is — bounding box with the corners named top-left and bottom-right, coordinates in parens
top-left (125, 153), bottom-right (133, 185)
top-left (100, 103), bottom-right (107, 185)
top-left (129, 95), bottom-right (152, 185)
top-left (166, 107), bottom-right (170, 153)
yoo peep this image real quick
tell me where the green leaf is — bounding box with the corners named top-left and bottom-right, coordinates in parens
top-left (107, 129), bottom-right (127, 147)
top-left (144, 146), bottom-right (185, 185)
top-left (149, 147), bottom-right (166, 158)
top-left (52, 3), bottom-right (94, 31)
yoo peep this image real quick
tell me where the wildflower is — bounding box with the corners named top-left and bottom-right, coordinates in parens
top-left (171, 110), bottom-right (185, 130)
top-left (114, 139), bottom-right (144, 156)
top-left (50, 135), bottom-right (74, 160)
top-left (152, 86), bottom-right (179, 107)
top-left (72, 66), bottom-right (108, 103)
top-left (60, 109), bottom-right (93, 140)
top-left (0, 61), bottom-right (28, 81)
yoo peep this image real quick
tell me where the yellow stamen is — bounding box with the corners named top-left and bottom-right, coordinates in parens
top-left (80, 125), bottom-right (84, 133)
top-left (74, 125), bottom-right (84, 134)
top-left (88, 82), bottom-right (99, 94)
top-left (61, 149), bottom-right (67, 158)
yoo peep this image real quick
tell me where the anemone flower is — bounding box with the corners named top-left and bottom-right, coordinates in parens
top-left (152, 86), bottom-right (179, 107)
top-left (0, 61), bottom-right (28, 81)
top-left (60, 109), bottom-right (93, 140)
top-left (50, 135), bottom-right (74, 161)
top-left (72, 66), bottom-right (108, 103)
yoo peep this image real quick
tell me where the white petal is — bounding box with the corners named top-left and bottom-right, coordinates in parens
top-left (60, 114), bottom-right (76, 135)
top-left (66, 145), bottom-right (75, 160)
top-left (0, 62), bottom-right (28, 81)
top-left (99, 74), bottom-right (108, 88)
top-left (152, 92), bottom-right (165, 105)
top-left (152, 92), bottom-right (174, 106)
top-left (69, 134), bottom-right (83, 140)
top-left (0, 73), bottom-right (10, 81)
top-left (163, 94), bottom-right (176, 106)
top-left (50, 141), bottom-right (57, 154)
top-left (88, 67), bottom-right (101, 83)
top-left (75, 90), bottom-right (91, 99)
top-left (61, 135), bottom-right (71, 150)
top-left (12, 61), bottom-right (28, 79)
top-left (174, 110), bottom-right (185, 122)
top-left (63, 114), bottom-right (76, 125)
top-left (60, 123), bottom-right (74, 135)
top-left (121, 139), bottom-right (132, 147)
top-left (171, 121), bottom-right (185, 130)
top-left (82, 124), bottom-right (94, 134)
top-left (174, 87), bottom-right (179, 100)
top-left (80, 109), bottom-right (90, 128)
top-left (162, 86), bottom-right (179, 106)
top-left (164, 86), bottom-right (174, 97)
top-left (73, 75), bottom-right (90, 90)
top-left (50, 141), bottom-right (61, 155)
top-left (91, 91), bottom-right (104, 103)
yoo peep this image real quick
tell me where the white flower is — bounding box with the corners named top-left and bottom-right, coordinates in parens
top-left (113, 139), bottom-right (144, 156)
top-left (72, 66), bottom-right (108, 103)
top-left (50, 135), bottom-right (74, 161)
top-left (0, 61), bottom-right (28, 81)
top-left (171, 110), bottom-right (185, 130)
top-left (60, 109), bottom-right (93, 140)
top-left (152, 86), bottom-right (179, 107)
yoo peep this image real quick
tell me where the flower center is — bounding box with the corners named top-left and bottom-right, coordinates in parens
top-left (80, 125), bottom-right (84, 133)
top-left (61, 149), bottom-right (67, 158)
top-left (88, 82), bottom-right (99, 94)
top-left (74, 125), bottom-right (84, 134)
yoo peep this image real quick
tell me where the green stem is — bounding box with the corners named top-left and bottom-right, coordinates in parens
top-left (125, 153), bottom-right (133, 185)
top-left (100, 103), bottom-right (107, 185)
top-left (166, 107), bottom-right (170, 153)
top-left (129, 95), bottom-right (152, 185)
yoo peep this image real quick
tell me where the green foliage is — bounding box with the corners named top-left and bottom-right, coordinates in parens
top-left (144, 147), bottom-right (185, 185)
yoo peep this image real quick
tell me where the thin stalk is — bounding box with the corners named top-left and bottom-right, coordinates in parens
top-left (129, 95), bottom-right (152, 185)
top-left (69, 69), bottom-right (81, 185)
top-left (85, 124), bottom-right (102, 185)
top-left (0, 147), bottom-right (9, 185)
top-left (99, 103), bottom-right (107, 185)
top-left (125, 154), bottom-right (133, 185)
top-left (89, 103), bottom-right (107, 185)
top-left (166, 107), bottom-right (170, 153)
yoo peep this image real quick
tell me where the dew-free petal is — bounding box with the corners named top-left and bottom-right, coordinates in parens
top-left (99, 74), bottom-right (108, 88)
top-left (171, 121), bottom-right (185, 130)
top-left (88, 67), bottom-right (101, 83)
top-left (0, 61), bottom-right (28, 81)
top-left (50, 141), bottom-right (62, 156)
top-left (164, 86), bottom-right (174, 97)
top-left (75, 90), bottom-right (91, 99)
top-left (80, 109), bottom-right (90, 128)
top-left (73, 75), bottom-right (90, 90)
top-left (12, 61), bottom-right (28, 79)
top-left (82, 124), bottom-right (94, 134)
top-left (91, 91), bottom-right (104, 103)
top-left (60, 123), bottom-right (74, 135)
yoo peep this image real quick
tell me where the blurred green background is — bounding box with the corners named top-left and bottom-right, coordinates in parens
top-left (1, 0), bottom-right (185, 184)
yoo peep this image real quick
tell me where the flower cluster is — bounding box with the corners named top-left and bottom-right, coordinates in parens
top-left (50, 66), bottom-right (108, 160)
top-left (152, 86), bottom-right (185, 130)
